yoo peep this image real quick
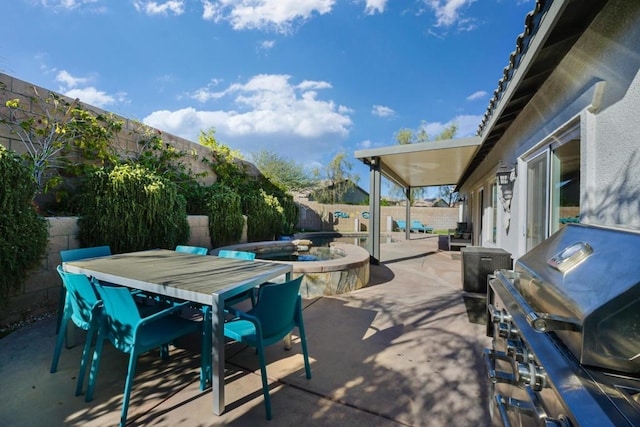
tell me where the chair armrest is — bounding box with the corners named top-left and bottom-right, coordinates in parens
top-left (138, 301), bottom-right (192, 327)
top-left (225, 306), bottom-right (259, 324)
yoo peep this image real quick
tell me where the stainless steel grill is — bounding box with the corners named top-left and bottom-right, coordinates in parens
top-left (484, 224), bottom-right (640, 426)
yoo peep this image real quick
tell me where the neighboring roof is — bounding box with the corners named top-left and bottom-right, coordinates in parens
top-left (457, 0), bottom-right (610, 189)
top-left (313, 178), bottom-right (368, 194)
top-left (355, 136), bottom-right (481, 189)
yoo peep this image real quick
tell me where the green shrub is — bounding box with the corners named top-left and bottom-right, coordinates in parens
top-left (0, 146), bottom-right (49, 306)
top-left (277, 192), bottom-right (298, 236)
top-left (77, 164), bottom-right (189, 253)
top-left (242, 188), bottom-right (286, 242)
top-left (205, 183), bottom-right (244, 248)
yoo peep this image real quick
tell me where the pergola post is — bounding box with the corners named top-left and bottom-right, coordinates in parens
top-left (368, 157), bottom-right (381, 264)
top-left (405, 187), bottom-right (411, 240)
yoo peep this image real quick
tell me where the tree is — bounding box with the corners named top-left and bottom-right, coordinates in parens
top-left (250, 149), bottom-right (317, 192)
top-left (313, 152), bottom-right (359, 204)
top-left (389, 122), bottom-right (459, 206)
top-left (0, 84), bottom-right (121, 194)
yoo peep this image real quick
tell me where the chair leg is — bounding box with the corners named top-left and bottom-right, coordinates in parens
top-left (120, 353), bottom-right (139, 427)
top-left (85, 330), bottom-right (106, 402)
top-left (298, 323), bottom-right (312, 380)
top-left (160, 343), bottom-right (169, 360)
top-left (256, 342), bottom-right (272, 420)
top-left (76, 325), bottom-right (96, 396)
top-left (296, 299), bottom-right (312, 379)
top-left (55, 285), bottom-right (66, 334)
top-left (51, 305), bottom-right (71, 373)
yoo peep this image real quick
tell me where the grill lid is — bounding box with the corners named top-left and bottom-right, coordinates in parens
top-left (511, 224), bottom-right (640, 373)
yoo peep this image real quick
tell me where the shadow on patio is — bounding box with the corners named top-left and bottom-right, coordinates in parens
top-left (0, 236), bottom-right (491, 426)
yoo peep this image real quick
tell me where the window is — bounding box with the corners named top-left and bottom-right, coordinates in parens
top-left (525, 124), bottom-right (581, 251)
top-left (551, 139), bottom-right (580, 233)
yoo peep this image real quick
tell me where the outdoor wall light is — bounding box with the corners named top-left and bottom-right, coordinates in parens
top-left (496, 161), bottom-right (513, 187)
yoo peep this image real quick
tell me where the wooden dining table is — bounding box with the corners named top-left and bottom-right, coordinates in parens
top-left (62, 249), bottom-right (292, 416)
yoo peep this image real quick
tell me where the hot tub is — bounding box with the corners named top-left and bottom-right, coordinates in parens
top-left (211, 239), bottom-right (370, 298)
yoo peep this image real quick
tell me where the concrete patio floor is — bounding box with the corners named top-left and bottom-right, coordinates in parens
top-left (0, 234), bottom-right (492, 426)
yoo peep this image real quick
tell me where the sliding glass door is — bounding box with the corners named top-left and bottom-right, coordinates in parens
top-left (526, 152), bottom-right (548, 251)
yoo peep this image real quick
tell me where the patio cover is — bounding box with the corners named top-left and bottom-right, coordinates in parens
top-left (355, 136), bottom-right (481, 263)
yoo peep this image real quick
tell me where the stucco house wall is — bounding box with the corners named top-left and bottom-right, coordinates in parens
top-left (460, 0), bottom-right (640, 260)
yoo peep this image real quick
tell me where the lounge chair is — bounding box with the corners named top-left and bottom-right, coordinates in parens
top-left (396, 220), bottom-right (407, 231)
top-left (411, 220), bottom-right (434, 233)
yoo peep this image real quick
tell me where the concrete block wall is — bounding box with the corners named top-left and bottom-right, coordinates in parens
top-left (1, 215), bottom-right (213, 327)
top-left (0, 73), bottom-right (219, 184)
top-left (296, 200), bottom-right (459, 233)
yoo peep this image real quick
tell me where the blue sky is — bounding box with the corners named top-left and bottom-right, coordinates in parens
top-left (3, 0), bottom-right (534, 194)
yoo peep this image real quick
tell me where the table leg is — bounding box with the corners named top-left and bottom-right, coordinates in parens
top-left (212, 294), bottom-right (225, 415)
top-left (283, 271), bottom-right (293, 350)
top-left (200, 305), bottom-right (211, 390)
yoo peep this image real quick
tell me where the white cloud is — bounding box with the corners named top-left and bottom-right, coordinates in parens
top-left (466, 90), bottom-right (487, 101)
top-left (144, 74), bottom-right (352, 162)
top-left (201, 0), bottom-right (336, 33)
top-left (35, 0), bottom-right (100, 11)
top-left (420, 114), bottom-right (482, 138)
top-left (189, 78), bottom-right (225, 102)
top-left (372, 104), bottom-right (395, 117)
top-left (297, 80), bottom-right (332, 91)
top-left (56, 70), bottom-right (89, 88)
top-left (64, 87), bottom-right (116, 107)
top-left (259, 39), bottom-right (275, 50)
top-left (364, 0), bottom-right (388, 15)
top-left (54, 70), bottom-right (125, 107)
top-left (424, 0), bottom-right (476, 28)
top-left (133, 0), bottom-right (185, 15)
top-left (357, 139), bottom-right (373, 149)
top-left (33, 0), bottom-right (108, 13)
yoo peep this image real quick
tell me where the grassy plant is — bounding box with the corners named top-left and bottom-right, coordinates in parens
top-left (0, 146), bottom-right (49, 306)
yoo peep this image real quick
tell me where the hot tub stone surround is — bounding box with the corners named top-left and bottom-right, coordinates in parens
top-left (211, 241), bottom-right (370, 298)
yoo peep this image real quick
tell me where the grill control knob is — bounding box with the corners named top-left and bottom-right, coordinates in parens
top-left (516, 362), bottom-right (547, 391)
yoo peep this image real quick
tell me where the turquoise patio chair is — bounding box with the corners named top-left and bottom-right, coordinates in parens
top-left (57, 246), bottom-right (111, 334)
top-left (198, 249), bottom-right (259, 389)
top-left (50, 266), bottom-right (102, 397)
top-left (224, 276), bottom-right (312, 420)
top-left (218, 250), bottom-right (258, 307)
top-left (218, 249), bottom-right (255, 261)
top-left (175, 245), bottom-right (209, 255)
top-left (86, 280), bottom-right (204, 427)
top-left (396, 220), bottom-right (407, 231)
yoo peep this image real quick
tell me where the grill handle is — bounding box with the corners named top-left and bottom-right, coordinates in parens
top-left (495, 271), bottom-right (582, 333)
top-left (526, 312), bottom-right (582, 333)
